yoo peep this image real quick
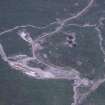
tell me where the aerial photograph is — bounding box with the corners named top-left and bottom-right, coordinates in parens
top-left (0, 0), bottom-right (105, 105)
